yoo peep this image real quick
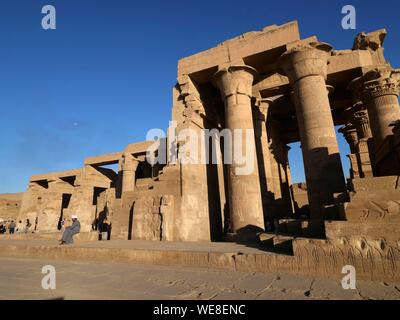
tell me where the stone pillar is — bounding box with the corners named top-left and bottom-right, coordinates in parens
top-left (353, 108), bottom-right (374, 177)
top-left (254, 98), bottom-right (276, 225)
top-left (214, 65), bottom-right (264, 238)
top-left (351, 66), bottom-right (400, 148)
top-left (353, 109), bottom-right (372, 139)
top-left (280, 42), bottom-right (346, 219)
top-left (268, 120), bottom-right (284, 203)
top-left (268, 119), bottom-right (294, 217)
top-left (257, 99), bottom-right (274, 195)
top-left (339, 124), bottom-right (358, 154)
top-left (119, 153), bottom-right (139, 194)
top-left (339, 124), bottom-right (359, 178)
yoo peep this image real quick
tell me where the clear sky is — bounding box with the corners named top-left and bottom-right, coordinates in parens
top-left (0, 0), bottom-right (399, 193)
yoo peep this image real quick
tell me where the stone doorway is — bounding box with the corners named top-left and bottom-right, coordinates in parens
top-left (57, 193), bottom-right (72, 230)
top-left (128, 202), bottom-right (135, 240)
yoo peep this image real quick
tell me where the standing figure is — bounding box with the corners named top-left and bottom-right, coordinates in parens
top-left (8, 220), bottom-right (16, 235)
top-left (99, 218), bottom-right (109, 241)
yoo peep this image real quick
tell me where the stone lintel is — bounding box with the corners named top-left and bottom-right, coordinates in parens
top-left (30, 169), bottom-right (81, 183)
top-left (84, 152), bottom-right (122, 166)
top-left (124, 141), bottom-right (156, 155)
top-left (178, 21), bottom-right (300, 79)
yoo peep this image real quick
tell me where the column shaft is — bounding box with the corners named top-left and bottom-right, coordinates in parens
top-left (214, 66), bottom-right (264, 237)
top-left (119, 153), bottom-right (139, 194)
top-left (366, 94), bottom-right (400, 147)
top-left (280, 42), bottom-right (346, 218)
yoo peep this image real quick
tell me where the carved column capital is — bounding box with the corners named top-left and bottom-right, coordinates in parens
top-left (119, 152), bottom-right (139, 172)
top-left (279, 41), bottom-right (332, 83)
top-left (353, 109), bottom-right (372, 139)
top-left (213, 65), bottom-right (257, 101)
top-left (349, 66), bottom-right (400, 103)
top-left (339, 124), bottom-right (359, 153)
top-left (255, 98), bottom-right (273, 121)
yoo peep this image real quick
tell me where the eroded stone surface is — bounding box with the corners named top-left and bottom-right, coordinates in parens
top-left (1, 20), bottom-right (400, 284)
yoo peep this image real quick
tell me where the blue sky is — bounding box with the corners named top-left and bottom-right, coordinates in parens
top-left (0, 0), bottom-right (399, 193)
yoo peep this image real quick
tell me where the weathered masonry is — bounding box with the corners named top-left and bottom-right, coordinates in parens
top-left (13, 21), bottom-right (400, 281)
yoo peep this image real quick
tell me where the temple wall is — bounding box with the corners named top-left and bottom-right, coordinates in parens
top-left (67, 165), bottom-right (113, 232)
top-left (0, 193), bottom-right (22, 222)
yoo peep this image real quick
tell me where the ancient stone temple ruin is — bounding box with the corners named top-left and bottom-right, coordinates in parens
top-left (9, 21), bottom-right (400, 280)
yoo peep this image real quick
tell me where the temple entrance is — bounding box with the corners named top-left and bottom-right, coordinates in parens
top-left (57, 193), bottom-right (72, 230)
top-left (93, 186), bottom-right (108, 224)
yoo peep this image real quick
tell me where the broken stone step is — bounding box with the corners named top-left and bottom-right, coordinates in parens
top-left (321, 204), bottom-right (346, 220)
top-left (273, 234), bottom-right (294, 253)
top-left (276, 219), bottom-right (326, 238)
top-left (258, 232), bottom-right (275, 247)
top-left (258, 232), bottom-right (294, 254)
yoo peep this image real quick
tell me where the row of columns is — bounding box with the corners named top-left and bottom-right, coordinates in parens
top-left (176, 41), bottom-right (400, 244)
top-left (211, 41), bottom-right (400, 235)
top-left (339, 104), bottom-right (373, 178)
top-left (339, 66), bottom-right (400, 178)
top-left (212, 41), bottom-right (346, 233)
top-left (280, 42), bottom-right (347, 219)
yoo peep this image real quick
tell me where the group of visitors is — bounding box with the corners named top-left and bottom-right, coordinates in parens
top-left (0, 219), bottom-right (32, 235)
top-left (1, 209), bottom-right (112, 246)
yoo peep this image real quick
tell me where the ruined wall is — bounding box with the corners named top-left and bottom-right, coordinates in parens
top-left (0, 193), bottom-right (22, 222)
top-left (112, 164), bottom-right (180, 241)
top-left (67, 165), bottom-right (114, 232)
top-left (18, 179), bottom-right (75, 232)
top-left (172, 75), bottom-right (226, 241)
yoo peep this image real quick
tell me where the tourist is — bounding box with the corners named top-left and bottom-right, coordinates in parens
top-left (99, 218), bottom-right (109, 241)
top-left (0, 220), bottom-right (6, 234)
top-left (59, 215), bottom-right (81, 245)
top-left (107, 221), bottom-right (112, 240)
top-left (25, 219), bottom-right (32, 233)
top-left (16, 220), bottom-right (23, 233)
top-left (8, 220), bottom-right (16, 234)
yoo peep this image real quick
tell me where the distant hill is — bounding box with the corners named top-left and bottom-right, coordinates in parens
top-left (0, 193), bottom-right (24, 201)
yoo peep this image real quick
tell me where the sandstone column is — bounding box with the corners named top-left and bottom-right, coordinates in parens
top-left (353, 109), bottom-right (372, 140)
top-left (339, 124), bottom-right (359, 178)
top-left (280, 42), bottom-right (346, 219)
top-left (214, 66), bottom-right (264, 238)
top-left (353, 108), bottom-right (374, 177)
top-left (339, 124), bottom-right (358, 154)
top-left (119, 153), bottom-right (139, 193)
top-left (254, 98), bottom-right (276, 225)
top-left (351, 66), bottom-right (400, 149)
top-left (256, 98), bottom-right (274, 196)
